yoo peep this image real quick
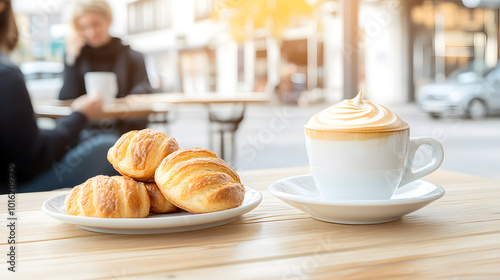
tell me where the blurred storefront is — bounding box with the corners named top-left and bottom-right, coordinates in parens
top-left (122, 0), bottom-right (412, 103)
top-left (10, 0), bottom-right (71, 62)
top-left (410, 0), bottom-right (499, 92)
top-left (123, 0), bottom-right (335, 100)
top-left (326, 0), bottom-right (500, 104)
top-left (354, 0), bottom-right (500, 104)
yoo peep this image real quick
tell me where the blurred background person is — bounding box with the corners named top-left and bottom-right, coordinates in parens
top-left (0, 0), bottom-right (118, 194)
top-left (59, 0), bottom-right (153, 134)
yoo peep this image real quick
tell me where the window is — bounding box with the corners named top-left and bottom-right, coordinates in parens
top-left (194, 0), bottom-right (213, 21)
top-left (237, 44), bottom-right (245, 83)
top-left (128, 0), bottom-right (172, 34)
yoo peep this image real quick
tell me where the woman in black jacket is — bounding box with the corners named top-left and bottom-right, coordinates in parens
top-left (60, 0), bottom-right (153, 134)
top-left (0, 0), bottom-right (118, 194)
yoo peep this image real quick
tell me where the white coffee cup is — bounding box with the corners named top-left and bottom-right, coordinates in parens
top-left (305, 131), bottom-right (444, 200)
top-left (304, 92), bottom-right (444, 200)
top-left (84, 72), bottom-right (118, 106)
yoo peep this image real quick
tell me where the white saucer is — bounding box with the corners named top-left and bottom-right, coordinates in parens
top-left (42, 187), bottom-right (262, 234)
top-left (268, 175), bottom-right (445, 225)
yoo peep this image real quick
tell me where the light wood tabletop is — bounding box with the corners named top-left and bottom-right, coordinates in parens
top-left (33, 92), bottom-right (273, 119)
top-left (33, 98), bottom-right (170, 120)
top-left (1, 167), bottom-right (499, 279)
top-left (139, 92), bottom-right (273, 104)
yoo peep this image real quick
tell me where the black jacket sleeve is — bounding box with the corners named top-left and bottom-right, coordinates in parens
top-left (0, 67), bottom-right (88, 181)
top-left (59, 58), bottom-right (86, 100)
top-left (128, 50), bottom-right (154, 95)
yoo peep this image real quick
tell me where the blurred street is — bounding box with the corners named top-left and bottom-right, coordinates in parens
top-left (167, 102), bottom-right (500, 180)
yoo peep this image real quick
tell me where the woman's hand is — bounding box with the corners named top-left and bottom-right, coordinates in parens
top-left (71, 95), bottom-right (103, 120)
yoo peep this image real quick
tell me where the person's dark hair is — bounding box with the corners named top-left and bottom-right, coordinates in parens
top-left (0, 0), bottom-right (19, 52)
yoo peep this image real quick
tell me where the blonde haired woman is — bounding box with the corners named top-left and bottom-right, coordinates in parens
top-left (60, 0), bottom-right (153, 133)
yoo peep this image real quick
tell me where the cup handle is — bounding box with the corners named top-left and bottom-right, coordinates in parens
top-left (398, 137), bottom-right (444, 188)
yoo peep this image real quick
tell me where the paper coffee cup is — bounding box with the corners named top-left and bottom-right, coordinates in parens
top-left (84, 72), bottom-right (118, 106)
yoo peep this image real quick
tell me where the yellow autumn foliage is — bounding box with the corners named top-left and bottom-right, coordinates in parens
top-left (213, 0), bottom-right (323, 42)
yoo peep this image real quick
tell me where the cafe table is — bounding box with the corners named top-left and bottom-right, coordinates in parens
top-left (1, 167), bottom-right (499, 279)
top-left (34, 93), bottom-right (273, 164)
top-left (32, 99), bottom-right (170, 120)
top-left (138, 92), bottom-right (273, 105)
top-left (32, 92), bottom-right (273, 118)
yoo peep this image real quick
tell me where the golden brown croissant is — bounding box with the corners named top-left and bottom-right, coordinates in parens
top-left (65, 176), bottom-right (151, 218)
top-left (154, 147), bottom-right (245, 214)
top-left (144, 182), bottom-right (177, 214)
top-left (107, 129), bottom-right (179, 182)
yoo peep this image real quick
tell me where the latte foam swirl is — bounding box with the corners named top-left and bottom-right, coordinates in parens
top-left (305, 92), bottom-right (408, 132)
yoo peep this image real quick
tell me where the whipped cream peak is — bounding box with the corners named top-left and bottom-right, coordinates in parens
top-left (305, 92), bottom-right (409, 133)
top-left (352, 91), bottom-right (365, 107)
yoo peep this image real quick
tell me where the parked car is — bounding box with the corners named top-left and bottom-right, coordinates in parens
top-left (417, 62), bottom-right (500, 119)
top-left (20, 61), bottom-right (64, 100)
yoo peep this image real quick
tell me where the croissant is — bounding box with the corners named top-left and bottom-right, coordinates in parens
top-left (65, 176), bottom-right (151, 218)
top-left (154, 147), bottom-right (245, 214)
top-left (144, 182), bottom-right (177, 214)
top-left (107, 129), bottom-right (179, 182)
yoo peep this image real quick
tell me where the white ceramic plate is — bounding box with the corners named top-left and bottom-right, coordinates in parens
top-left (268, 175), bottom-right (445, 225)
top-left (42, 187), bottom-right (262, 234)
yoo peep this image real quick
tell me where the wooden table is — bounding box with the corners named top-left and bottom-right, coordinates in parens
top-left (136, 92), bottom-right (273, 105)
top-left (33, 93), bottom-right (273, 117)
top-left (33, 99), bottom-right (171, 120)
top-left (1, 167), bottom-right (499, 279)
